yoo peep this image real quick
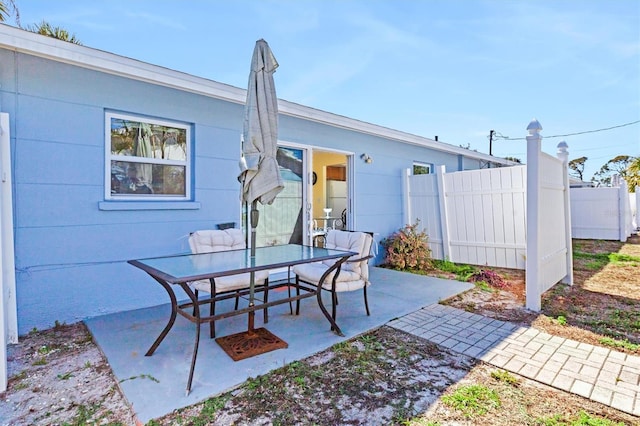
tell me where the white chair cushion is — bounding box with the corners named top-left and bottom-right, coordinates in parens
top-left (292, 262), bottom-right (366, 292)
top-left (188, 229), bottom-right (245, 253)
top-left (188, 228), bottom-right (268, 294)
top-left (293, 230), bottom-right (373, 292)
top-left (323, 230), bottom-right (372, 281)
top-left (191, 270), bottom-right (269, 294)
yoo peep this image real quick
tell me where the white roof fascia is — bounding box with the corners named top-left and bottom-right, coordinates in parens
top-left (0, 24), bottom-right (511, 166)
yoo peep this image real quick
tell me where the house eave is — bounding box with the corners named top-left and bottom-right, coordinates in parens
top-left (0, 24), bottom-right (510, 166)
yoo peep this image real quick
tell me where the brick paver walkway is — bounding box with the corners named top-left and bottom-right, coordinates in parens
top-left (388, 304), bottom-right (640, 416)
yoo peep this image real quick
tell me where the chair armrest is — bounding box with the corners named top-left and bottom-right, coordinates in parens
top-left (345, 254), bottom-right (373, 264)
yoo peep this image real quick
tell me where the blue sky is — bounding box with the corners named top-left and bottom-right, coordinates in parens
top-left (11, 0), bottom-right (640, 181)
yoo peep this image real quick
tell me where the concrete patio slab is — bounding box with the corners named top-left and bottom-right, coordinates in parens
top-left (85, 267), bottom-right (472, 423)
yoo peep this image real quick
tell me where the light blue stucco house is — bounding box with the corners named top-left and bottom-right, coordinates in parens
top-left (0, 24), bottom-right (512, 335)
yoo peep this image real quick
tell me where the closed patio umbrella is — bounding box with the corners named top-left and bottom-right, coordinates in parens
top-left (239, 39), bottom-right (283, 209)
top-left (237, 39), bottom-right (284, 335)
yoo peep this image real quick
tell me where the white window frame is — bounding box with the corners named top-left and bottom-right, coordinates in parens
top-left (413, 162), bottom-right (433, 175)
top-left (105, 111), bottom-right (191, 201)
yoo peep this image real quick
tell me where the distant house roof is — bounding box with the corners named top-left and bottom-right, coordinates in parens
top-left (0, 24), bottom-right (514, 166)
top-left (569, 177), bottom-right (593, 188)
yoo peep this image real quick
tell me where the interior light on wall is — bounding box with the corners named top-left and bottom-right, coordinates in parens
top-left (360, 153), bottom-right (373, 164)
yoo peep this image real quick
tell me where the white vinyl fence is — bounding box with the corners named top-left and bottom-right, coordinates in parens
top-left (405, 165), bottom-right (527, 269)
top-left (1, 112), bottom-right (17, 392)
top-left (570, 182), bottom-right (635, 242)
top-left (404, 119), bottom-right (572, 311)
top-left (526, 130), bottom-right (572, 311)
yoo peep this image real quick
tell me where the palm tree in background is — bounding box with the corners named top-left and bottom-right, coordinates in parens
top-left (0, 0), bottom-right (20, 25)
top-left (1, 1), bottom-right (81, 44)
top-left (25, 20), bottom-right (82, 45)
top-left (626, 157), bottom-right (640, 191)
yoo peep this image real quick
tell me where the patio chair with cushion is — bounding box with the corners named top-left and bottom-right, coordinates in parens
top-left (292, 230), bottom-right (374, 325)
top-left (188, 229), bottom-right (269, 338)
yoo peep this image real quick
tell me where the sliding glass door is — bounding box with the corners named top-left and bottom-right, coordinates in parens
top-left (253, 146), bottom-right (307, 247)
top-left (246, 145), bottom-right (352, 248)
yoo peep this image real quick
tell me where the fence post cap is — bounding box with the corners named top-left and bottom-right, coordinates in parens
top-left (526, 119), bottom-right (542, 134)
top-left (557, 140), bottom-right (569, 153)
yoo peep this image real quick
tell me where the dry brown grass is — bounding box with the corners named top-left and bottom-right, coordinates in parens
top-left (444, 235), bottom-right (640, 355)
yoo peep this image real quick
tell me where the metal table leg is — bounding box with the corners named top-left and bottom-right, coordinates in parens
top-left (143, 276), bottom-right (202, 395)
top-left (145, 276), bottom-right (178, 356)
top-left (184, 284), bottom-right (201, 395)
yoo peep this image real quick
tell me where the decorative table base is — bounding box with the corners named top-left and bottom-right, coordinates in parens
top-left (216, 327), bottom-right (288, 361)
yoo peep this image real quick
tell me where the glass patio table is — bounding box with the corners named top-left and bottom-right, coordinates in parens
top-left (128, 243), bottom-right (355, 394)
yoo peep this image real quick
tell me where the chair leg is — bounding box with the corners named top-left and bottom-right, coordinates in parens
top-left (295, 276), bottom-right (301, 315)
top-left (193, 289), bottom-right (199, 316)
top-left (287, 267), bottom-right (293, 315)
top-left (209, 280), bottom-right (216, 339)
top-left (209, 295), bottom-right (216, 339)
top-left (263, 279), bottom-right (269, 324)
top-left (364, 285), bottom-right (370, 316)
top-left (234, 291), bottom-right (240, 310)
top-left (287, 283), bottom-right (293, 314)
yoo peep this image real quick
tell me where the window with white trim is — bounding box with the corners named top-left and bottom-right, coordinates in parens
top-left (413, 162), bottom-right (432, 175)
top-left (106, 112), bottom-right (191, 200)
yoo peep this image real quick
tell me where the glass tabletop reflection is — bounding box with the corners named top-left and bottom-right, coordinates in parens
top-left (130, 244), bottom-right (355, 283)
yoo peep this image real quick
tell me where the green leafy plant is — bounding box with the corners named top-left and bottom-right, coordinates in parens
top-left (442, 384), bottom-right (500, 418)
top-left (490, 370), bottom-right (519, 386)
top-left (571, 250), bottom-right (640, 270)
top-left (119, 373), bottom-right (159, 384)
top-left (599, 337), bottom-right (639, 352)
top-left (609, 253), bottom-right (640, 266)
top-left (402, 420), bottom-right (440, 426)
top-left (535, 410), bottom-right (625, 425)
top-left (9, 370), bottom-right (29, 391)
top-left (13, 382), bottom-right (28, 391)
top-left (431, 259), bottom-right (477, 281)
top-left (38, 345), bottom-right (54, 355)
top-left (381, 221), bottom-right (432, 270)
top-left (555, 315), bottom-right (567, 326)
top-left (57, 372), bottom-right (74, 380)
top-left (183, 396), bottom-right (230, 426)
top-left (474, 280), bottom-right (492, 292)
top-left (32, 357), bottom-right (47, 366)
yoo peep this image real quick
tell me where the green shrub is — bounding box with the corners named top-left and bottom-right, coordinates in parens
top-left (381, 221), bottom-right (432, 270)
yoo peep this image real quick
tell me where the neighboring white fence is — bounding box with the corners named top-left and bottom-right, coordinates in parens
top-left (405, 165), bottom-right (527, 269)
top-left (634, 189), bottom-right (639, 230)
top-left (404, 119), bottom-right (572, 312)
top-left (570, 182), bottom-right (635, 242)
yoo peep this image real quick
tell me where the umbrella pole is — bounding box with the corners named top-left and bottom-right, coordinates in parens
top-left (215, 200), bottom-right (287, 361)
top-left (248, 200), bottom-right (259, 332)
